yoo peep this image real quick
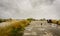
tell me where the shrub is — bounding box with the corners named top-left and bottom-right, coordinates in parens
top-left (0, 20), bottom-right (30, 36)
top-left (47, 19), bottom-right (52, 23)
top-left (0, 18), bottom-right (12, 23)
top-left (58, 20), bottom-right (60, 25)
top-left (27, 18), bottom-right (35, 22)
top-left (0, 18), bottom-right (6, 23)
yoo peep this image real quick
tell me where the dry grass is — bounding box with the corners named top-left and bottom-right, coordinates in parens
top-left (0, 20), bottom-right (30, 36)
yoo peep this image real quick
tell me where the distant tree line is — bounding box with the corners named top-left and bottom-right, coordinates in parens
top-left (47, 19), bottom-right (60, 25)
top-left (0, 18), bottom-right (12, 23)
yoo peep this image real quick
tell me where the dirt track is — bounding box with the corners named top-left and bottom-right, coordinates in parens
top-left (23, 21), bottom-right (60, 36)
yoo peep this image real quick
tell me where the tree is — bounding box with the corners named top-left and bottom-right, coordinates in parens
top-left (27, 18), bottom-right (35, 22)
top-left (47, 19), bottom-right (52, 23)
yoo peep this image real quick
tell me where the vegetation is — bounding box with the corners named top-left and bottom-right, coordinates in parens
top-left (27, 18), bottom-right (35, 22)
top-left (0, 18), bottom-right (60, 36)
top-left (51, 20), bottom-right (58, 24)
top-left (0, 19), bottom-right (30, 36)
top-left (47, 19), bottom-right (60, 25)
top-left (47, 19), bottom-right (52, 23)
top-left (58, 20), bottom-right (60, 25)
top-left (40, 18), bottom-right (46, 21)
top-left (0, 18), bottom-right (6, 23)
top-left (0, 18), bottom-right (12, 23)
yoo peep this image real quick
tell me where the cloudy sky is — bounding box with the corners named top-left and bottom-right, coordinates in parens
top-left (0, 0), bottom-right (60, 19)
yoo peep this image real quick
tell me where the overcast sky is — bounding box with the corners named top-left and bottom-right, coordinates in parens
top-left (0, 0), bottom-right (60, 19)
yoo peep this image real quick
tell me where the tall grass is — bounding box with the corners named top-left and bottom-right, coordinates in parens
top-left (0, 20), bottom-right (30, 36)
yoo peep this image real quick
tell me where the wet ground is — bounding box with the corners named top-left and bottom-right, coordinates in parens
top-left (23, 21), bottom-right (60, 36)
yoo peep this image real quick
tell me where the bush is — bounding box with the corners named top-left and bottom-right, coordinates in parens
top-left (58, 20), bottom-right (60, 25)
top-left (47, 19), bottom-right (52, 23)
top-left (0, 18), bottom-right (12, 23)
top-left (0, 20), bottom-right (30, 36)
top-left (51, 20), bottom-right (57, 24)
top-left (27, 18), bottom-right (35, 22)
top-left (0, 26), bottom-right (24, 36)
top-left (0, 18), bottom-right (6, 23)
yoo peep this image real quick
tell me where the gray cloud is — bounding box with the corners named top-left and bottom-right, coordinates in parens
top-left (0, 0), bottom-right (60, 19)
top-left (30, 0), bottom-right (55, 8)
